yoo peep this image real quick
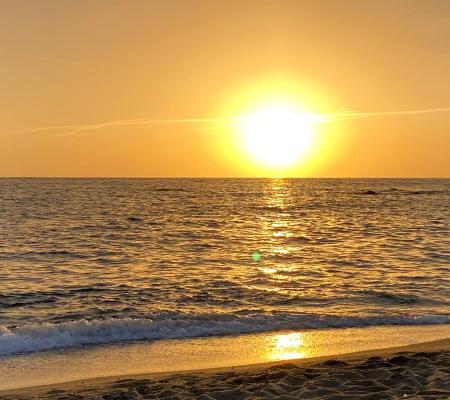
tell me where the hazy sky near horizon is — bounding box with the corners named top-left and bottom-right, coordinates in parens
top-left (1, 0), bottom-right (449, 177)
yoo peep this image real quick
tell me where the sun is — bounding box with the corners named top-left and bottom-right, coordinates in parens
top-left (239, 103), bottom-right (324, 169)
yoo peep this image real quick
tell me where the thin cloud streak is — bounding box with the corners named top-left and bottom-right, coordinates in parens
top-left (1, 117), bottom-right (242, 137)
top-left (326, 106), bottom-right (450, 121)
top-left (2, 107), bottom-right (450, 136)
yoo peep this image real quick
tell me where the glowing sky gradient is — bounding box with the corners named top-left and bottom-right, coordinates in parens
top-left (1, 0), bottom-right (449, 177)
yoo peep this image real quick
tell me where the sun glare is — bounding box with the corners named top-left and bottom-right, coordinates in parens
top-left (239, 104), bottom-right (324, 169)
top-left (268, 332), bottom-right (306, 361)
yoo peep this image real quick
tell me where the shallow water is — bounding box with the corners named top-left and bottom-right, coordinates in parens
top-left (0, 178), bottom-right (449, 355)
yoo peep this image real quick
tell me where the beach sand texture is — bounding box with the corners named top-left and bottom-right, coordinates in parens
top-left (2, 347), bottom-right (449, 400)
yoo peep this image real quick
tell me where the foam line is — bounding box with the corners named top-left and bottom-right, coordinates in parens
top-left (1, 313), bottom-right (449, 356)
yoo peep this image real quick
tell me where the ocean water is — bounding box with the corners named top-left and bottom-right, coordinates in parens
top-left (0, 178), bottom-right (449, 356)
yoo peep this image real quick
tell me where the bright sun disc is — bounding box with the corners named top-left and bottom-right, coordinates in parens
top-left (240, 104), bottom-right (324, 168)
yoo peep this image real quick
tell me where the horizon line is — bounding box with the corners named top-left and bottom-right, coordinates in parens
top-left (0, 176), bottom-right (448, 179)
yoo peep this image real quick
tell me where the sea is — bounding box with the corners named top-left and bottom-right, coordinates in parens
top-left (0, 178), bottom-right (449, 357)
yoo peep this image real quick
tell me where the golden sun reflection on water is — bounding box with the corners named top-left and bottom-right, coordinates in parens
top-left (260, 184), bottom-right (309, 362)
top-left (264, 179), bottom-right (293, 251)
top-left (267, 332), bottom-right (307, 361)
top-left (247, 179), bottom-right (297, 294)
top-left (260, 267), bottom-right (278, 275)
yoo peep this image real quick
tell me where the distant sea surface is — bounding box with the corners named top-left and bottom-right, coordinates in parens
top-left (0, 178), bottom-right (449, 356)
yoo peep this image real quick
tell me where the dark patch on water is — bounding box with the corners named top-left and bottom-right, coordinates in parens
top-left (127, 216), bottom-right (144, 222)
top-left (152, 188), bottom-right (188, 192)
top-left (360, 290), bottom-right (419, 304)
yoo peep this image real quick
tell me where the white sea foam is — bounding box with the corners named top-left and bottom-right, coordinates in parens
top-left (1, 314), bottom-right (449, 356)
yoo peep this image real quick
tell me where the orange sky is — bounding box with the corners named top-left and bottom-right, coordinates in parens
top-left (1, 0), bottom-right (449, 177)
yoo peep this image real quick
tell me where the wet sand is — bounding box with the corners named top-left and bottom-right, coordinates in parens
top-left (2, 338), bottom-right (449, 399)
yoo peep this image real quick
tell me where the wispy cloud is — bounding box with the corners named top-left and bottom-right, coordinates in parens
top-left (1, 117), bottom-right (241, 137)
top-left (325, 106), bottom-right (450, 121)
top-left (2, 106), bottom-right (450, 137)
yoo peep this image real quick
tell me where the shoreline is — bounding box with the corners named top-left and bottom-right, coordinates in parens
top-left (2, 338), bottom-right (449, 399)
top-left (1, 324), bottom-right (450, 391)
top-left (1, 329), bottom-right (450, 398)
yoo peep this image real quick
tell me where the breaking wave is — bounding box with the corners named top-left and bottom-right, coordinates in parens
top-left (1, 313), bottom-right (450, 356)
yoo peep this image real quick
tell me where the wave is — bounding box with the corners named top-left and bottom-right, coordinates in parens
top-left (1, 312), bottom-right (450, 356)
top-left (0, 285), bottom-right (113, 308)
top-left (359, 290), bottom-right (419, 304)
top-left (151, 188), bottom-right (188, 192)
top-left (356, 188), bottom-right (449, 196)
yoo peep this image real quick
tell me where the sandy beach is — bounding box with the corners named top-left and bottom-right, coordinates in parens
top-left (2, 338), bottom-right (449, 400)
